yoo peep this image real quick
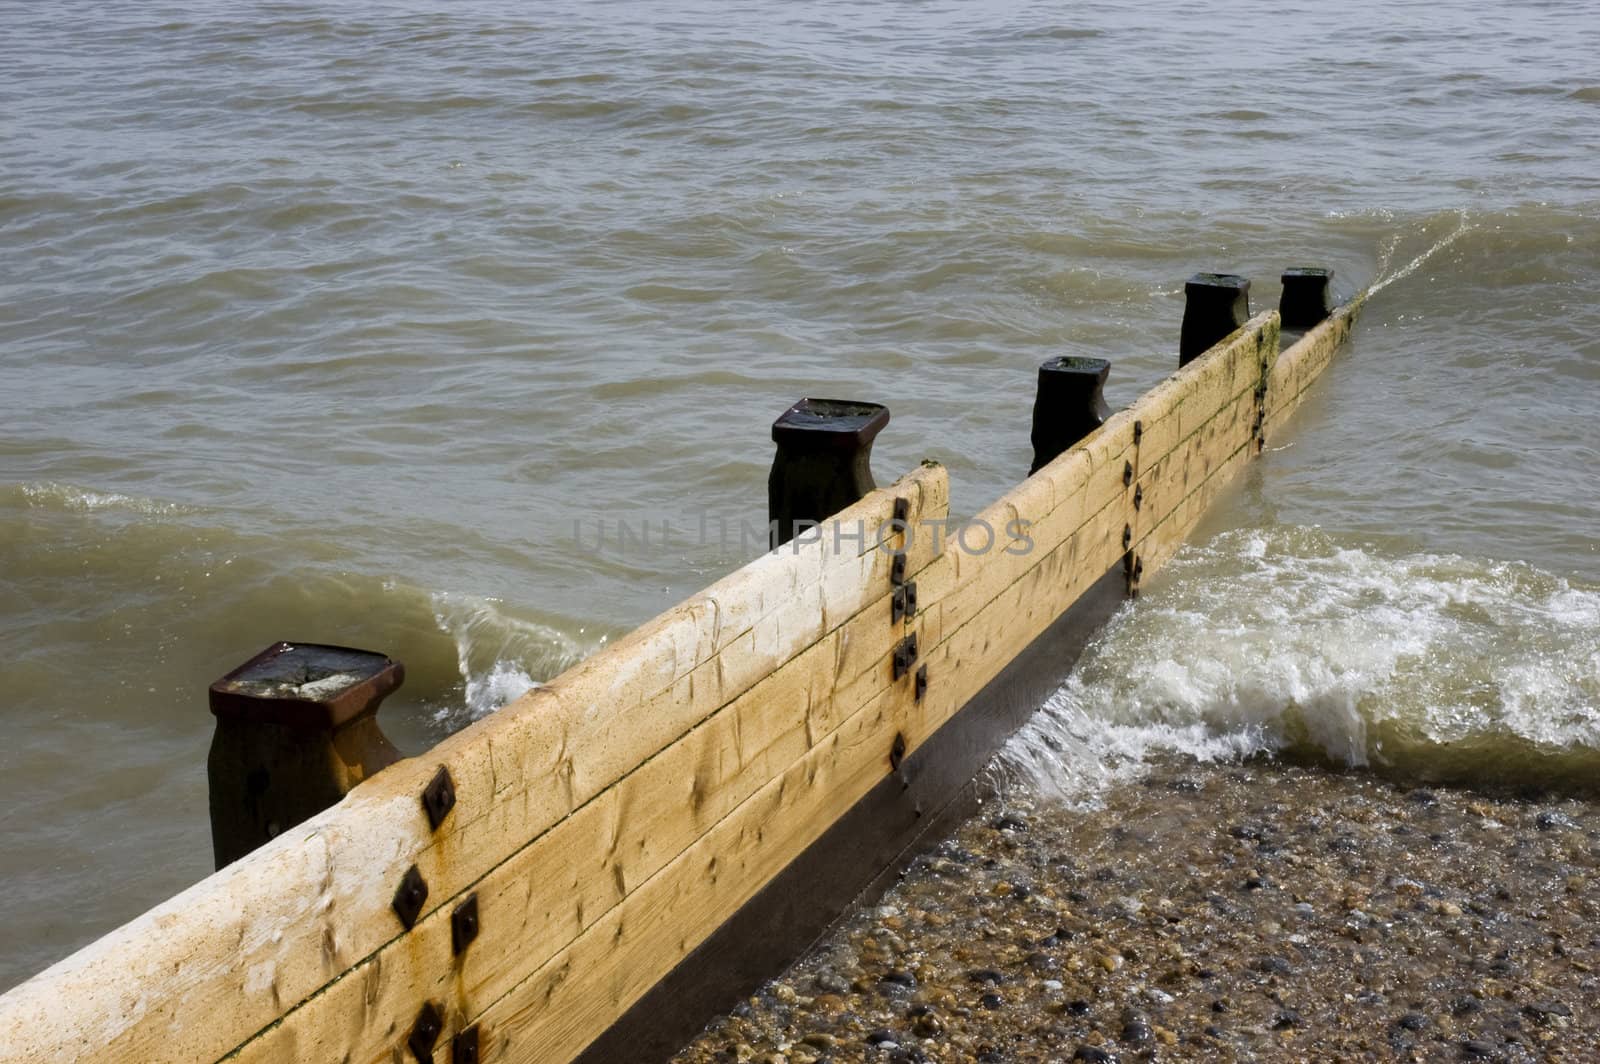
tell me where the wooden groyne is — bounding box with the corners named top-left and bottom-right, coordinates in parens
top-left (0, 271), bottom-right (1364, 1064)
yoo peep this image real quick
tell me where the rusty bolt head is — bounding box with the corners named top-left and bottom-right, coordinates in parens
top-left (914, 664), bottom-right (928, 703)
top-left (1133, 486), bottom-right (1143, 511)
top-left (892, 496), bottom-right (910, 523)
top-left (890, 552), bottom-right (907, 586)
top-left (392, 864), bottom-right (429, 930)
top-left (452, 894), bottom-right (480, 956)
top-left (1133, 420), bottom-right (1143, 444)
top-left (408, 1001), bottom-right (443, 1063)
top-left (889, 732), bottom-right (907, 770)
top-left (452, 1026), bottom-right (481, 1064)
top-left (1122, 524), bottom-right (1133, 549)
top-left (1123, 460), bottom-right (1133, 487)
top-left (422, 765), bottom-right (456, 831)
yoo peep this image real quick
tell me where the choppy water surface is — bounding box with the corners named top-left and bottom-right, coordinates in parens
top-left (2, 0), bottom-right (1597, 989)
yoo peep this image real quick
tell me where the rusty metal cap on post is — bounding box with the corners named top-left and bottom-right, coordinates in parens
top-left (1030, 356), bottom-right (1112, 474)
top-left (1279, 266), bottom-right (1335, 329)
top-left (1180, 272), bottom-right (1252, 366)
top-left (209, 642), bottom-right (405, 730)
top-left (771, 398), bottom-right (890, 452)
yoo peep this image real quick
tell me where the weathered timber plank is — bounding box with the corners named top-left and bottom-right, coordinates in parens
top-left (1131, 381), bottom-right (1260, 546)
top-left (1134, 433), bottom-right (1257, 577)
top-left (0, 466), bottom-right (947, 1064)
top-left (1264, 295), bottom-right (1366, 435)
top-left (448, 505), bottom-right (1130, 1064)
top-left (1127, 311), bottom-right (1277, 473)
top-left (225, 545), bottom-right (947, 1064)
top-left (578, 563), bottom-right (1128, 1064)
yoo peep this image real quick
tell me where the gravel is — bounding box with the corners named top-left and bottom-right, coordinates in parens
top-left (672, 759), bottom-right (1600, 1063)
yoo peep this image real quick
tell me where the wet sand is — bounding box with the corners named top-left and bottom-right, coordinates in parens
top-left (673, 759), bottom-right (1599, 1063)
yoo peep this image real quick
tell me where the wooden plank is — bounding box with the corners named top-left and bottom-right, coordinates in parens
top-left (1264, 295), bottom-right (1366, 435)
top-left (224, 547), bottom-right (946, 1064)
top-left (0, 465), bottom-right (948, 1064)
top-left (447, 506), bottom-right (1130, 1064)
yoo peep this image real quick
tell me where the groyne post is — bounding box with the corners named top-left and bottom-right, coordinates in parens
top-left (1029, 356), bottom-right (1111, 474)
top-left (768, 398), bottom-right (890, 548)
top-left (207, 642), bottom-right (403, 868)
top-left (1180, 272), bottom-right (1251, 365)
top-left (1279, 267), bottom-right (1335, 329)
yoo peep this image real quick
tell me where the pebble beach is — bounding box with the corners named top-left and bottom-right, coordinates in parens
top-left (674, 758), bottom-right (1599, 1063)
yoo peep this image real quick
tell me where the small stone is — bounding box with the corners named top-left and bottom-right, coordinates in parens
top-left (880, 970), bottom-right (916, 990)
top-left (1251, 956), bottom-right (1293, 975)
top-left (864, 1029), bottom-right (898, 1047)
top-left (812, 972), bottom-right (851, 998)
top-left (772, 982), bottom-right (798, 1004)
top-left (1450, 996), bottom-right (1482, 1016)
top-left (1408, 789), bottom-right (1439, 806)
top-left (1042, 979), bottom-right (1064, 992)
top-left (1522, 1000), bottom-right (1572, 1022)
top-left (1120, 1017), bottom-right (1151, 1044)
top-left (801, 1033), bottom-right (836, 1049)
top-left (968, 968), bottom-right (1004, 985)
top-left (1396, 1012), bottom-right (1428, 1031)
top-left (992, 814), bottom-right (1029, 833)
top-left (1072, 1047), bottom-right (1113, 1063)
top-left (1536, 811), bottom-right (1575, 831)
top-left (980, 992), bottom-right (1005, 1010)
top-left (1065, 1000), bottom-right (1092, 1016)
top-left (1273, 1009), bottom-right (1301, 1030)
top-left (1097, 953), bottom-right (1121, 972)
top-left (1460, 1039), bottom-right (1494, 1058)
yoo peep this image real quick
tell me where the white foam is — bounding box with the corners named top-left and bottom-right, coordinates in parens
top-left (430, 592), bottom-right (595, 727)
top-left (18, 481), bottom-right (191, 516)
top-left (1002, 526), bottom-right (1600, 802)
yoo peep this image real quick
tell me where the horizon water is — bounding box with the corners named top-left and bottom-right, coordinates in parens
top-left (3, 0), bottom-right (1598, 992)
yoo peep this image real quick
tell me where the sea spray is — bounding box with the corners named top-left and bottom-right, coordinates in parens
top-left (430, 592), bottom-right (600, 728)
top-left (1001, 525), bottom-right (1600, 801)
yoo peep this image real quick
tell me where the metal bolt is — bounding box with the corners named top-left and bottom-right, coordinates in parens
top-left (1122, 524), bottom-right (1132, 549)
top-left (392, 865), bottom-right (429, 931)
top-left (1123, 460), bottom-right (1133, 487)
top-left (452, 1026), bottom-right (481, 1064)
top-left (1133, 486), bottom-right (1143, 512)
top-left (408, 1001), bottom-right (443, 1063)
top-left (421, 765), bottom-right (456, 831)
top-left (914, 664), bottom-right (928, 703)
top-left (452, 894), bottom-right (480, 956)
top-left (890, 553), bottom-right (907, 586)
